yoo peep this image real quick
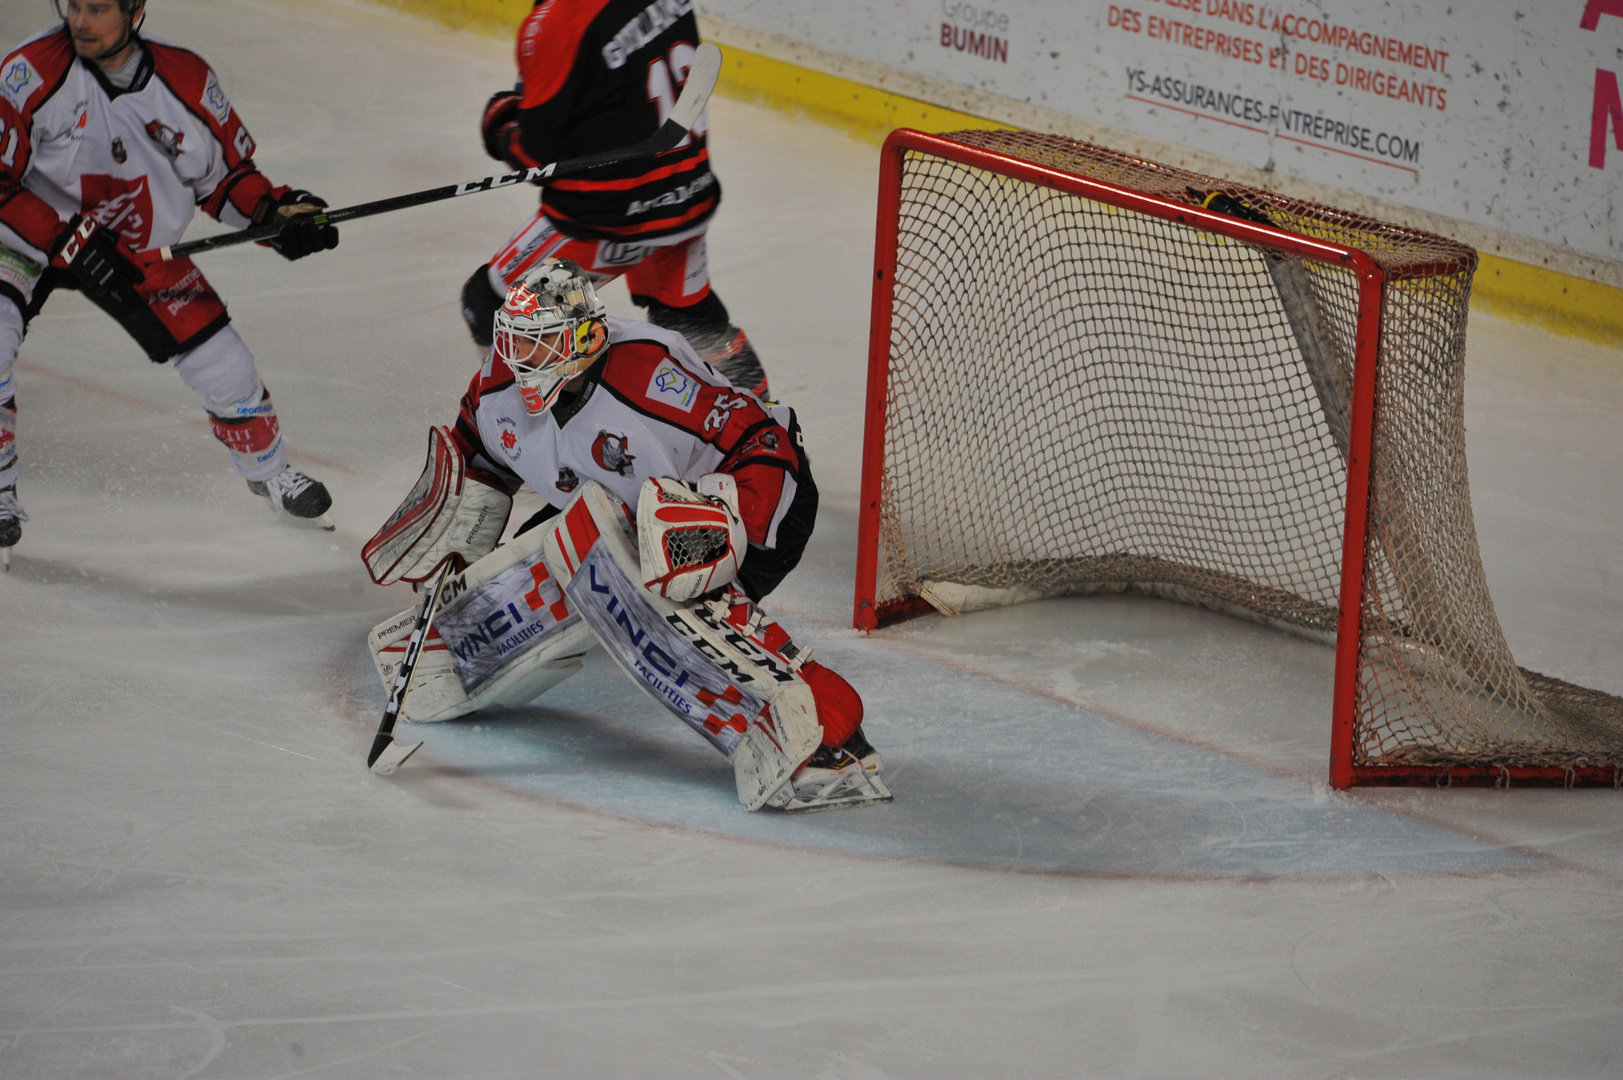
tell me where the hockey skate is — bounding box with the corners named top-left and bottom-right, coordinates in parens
top-left (703, 329), bottom-right (770, 400)
top-left (248, 465), bottom-right (334, 530)
top-left (0, 483), bottom-right (26, 571)
top-left (771, 727), bottom-right (893, 812)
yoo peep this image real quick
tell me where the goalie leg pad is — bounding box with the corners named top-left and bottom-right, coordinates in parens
top-left (542, 482), bottom-right (822, 809)
top-left (363, 426), bottom-right (512, 584)
top-left (369, 521), bottom-right (595, 721)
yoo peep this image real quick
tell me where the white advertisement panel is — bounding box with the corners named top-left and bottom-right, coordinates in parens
top-left (700, 0), bottom-right (1623, 264)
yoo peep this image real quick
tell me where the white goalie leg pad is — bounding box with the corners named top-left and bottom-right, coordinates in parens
top-left (637, 473), bottom-right (746, 602)
top-left (540, 481), bottom-right (822, 810)
top-left (362, 426), bottom-right (512, 585)
top-left (369, 521), bottom-right (595, 721)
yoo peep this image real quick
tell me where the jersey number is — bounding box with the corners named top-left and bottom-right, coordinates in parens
top-left (645, 43), bottom-right (706, 148)
top-left (0, 121), bottom-right (18, 170)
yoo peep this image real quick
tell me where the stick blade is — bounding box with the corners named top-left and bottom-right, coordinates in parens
top-left (672, 42), bottom-right (721, 132)
top-left (369, 736), bottom-right (424, 776)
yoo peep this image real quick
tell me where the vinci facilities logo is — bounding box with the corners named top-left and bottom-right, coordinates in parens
top-left (938, 0), bottom-right (1010, 63)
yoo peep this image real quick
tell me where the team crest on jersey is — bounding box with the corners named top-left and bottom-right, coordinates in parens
top-left (592, 431), bottom-right (636, 476)
top-left (1, 58), bottom-right (36, 110)
top-left (80, 174), bottom-right (153, 249)
top-left (647, 360), bottom-right (698, 411)
top-left (110, 137), bottom-right (127, 164)
top-left (556, 467), bottom-right (579, 493)
top-left (146, 121), bottom-right (185, 159)
top-left (202, 72), bottom-right (232, 125)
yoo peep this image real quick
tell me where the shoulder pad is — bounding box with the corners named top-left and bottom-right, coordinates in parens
top-left (145, 40), bottom-right (233, 126)
top-left (1, 27), bottom-right (74, 114)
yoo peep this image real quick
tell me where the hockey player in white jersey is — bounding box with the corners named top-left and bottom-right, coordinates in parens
top-left (362, 258), bottom-right (889, 811)
top-left (0, 0), bottom-right (342, 561)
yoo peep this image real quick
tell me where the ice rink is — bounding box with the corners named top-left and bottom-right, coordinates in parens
top-left (2, 0), bottom-right (1621, 1075)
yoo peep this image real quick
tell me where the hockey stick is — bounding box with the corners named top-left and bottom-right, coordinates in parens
top-left (1191, 189), bottom-right (1352, 456)
top-left (155, 42), bottom-right (722, 262)
top-left (366, 560), bottom-right (455, 775)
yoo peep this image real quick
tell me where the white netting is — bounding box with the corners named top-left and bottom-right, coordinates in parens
top-left (870, 130), bottom-right (1623, 773)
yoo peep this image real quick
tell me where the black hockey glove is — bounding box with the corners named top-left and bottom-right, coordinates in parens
top-left (480, 89), bottom-right (521, 164)
top-left (50, 215), bottom-right (146, 308)
top-left (253, 189), bottom-right (340, 261)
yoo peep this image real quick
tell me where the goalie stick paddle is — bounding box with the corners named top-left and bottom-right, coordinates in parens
top-left (154, 42), bottom-right (722, 262)
top-left (366, 560), bottom-right (455, 775)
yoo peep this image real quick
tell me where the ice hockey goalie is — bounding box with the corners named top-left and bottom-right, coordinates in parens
top-left (363, 258), bottom-right (890, 811)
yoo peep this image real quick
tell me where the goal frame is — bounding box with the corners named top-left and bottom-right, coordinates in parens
top-left (853, 128), bottom-right (1618, 791)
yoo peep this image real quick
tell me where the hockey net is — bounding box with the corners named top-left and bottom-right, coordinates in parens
top-left (855, 128), bottom-right (1623, 788)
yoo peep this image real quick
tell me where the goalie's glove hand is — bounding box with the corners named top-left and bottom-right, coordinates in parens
top-left (638, 474), bottom-right (747, 602)
top-left (253, 189), bottom-right (340, 261)
top-left (50, 215), bottom-right (146, 306)
top-left (480, 89), bottom-right (522, 166)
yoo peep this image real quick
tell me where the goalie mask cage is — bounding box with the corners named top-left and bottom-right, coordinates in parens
top-left (854, 127), bottom-right (1623, 789)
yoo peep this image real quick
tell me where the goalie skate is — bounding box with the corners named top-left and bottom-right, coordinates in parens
top-left (772, 728), bottom-right (893, 812)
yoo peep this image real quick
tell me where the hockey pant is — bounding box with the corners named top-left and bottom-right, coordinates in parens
top-left (462, 218), bottom-right (716, 343)
top-left (538, 481), bottom-right (861, 810)
top-left (368, 520), bottom-right (596, 722)
top-left (0, 248), bottom-right (288, 484)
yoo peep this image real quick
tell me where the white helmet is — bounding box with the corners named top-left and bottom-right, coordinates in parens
top-left (493, 259), bottom-right (610, 415)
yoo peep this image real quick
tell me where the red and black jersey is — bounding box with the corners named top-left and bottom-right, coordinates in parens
top-left (504, 0), bottom-right (718, 242)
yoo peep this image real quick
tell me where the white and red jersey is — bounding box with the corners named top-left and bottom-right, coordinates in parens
top-left (0, 27), bottom-right (282, 265)
top-left (453, 318), bottom-right (803, 551)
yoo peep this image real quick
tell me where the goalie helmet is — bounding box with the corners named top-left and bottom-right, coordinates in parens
top-left (493, 258), bottom-right (610, 415)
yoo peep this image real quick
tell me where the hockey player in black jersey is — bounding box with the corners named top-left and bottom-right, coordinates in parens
top-left (459, 0), bottom-right (771, 397)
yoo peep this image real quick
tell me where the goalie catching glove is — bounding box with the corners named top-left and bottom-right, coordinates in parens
top-left (362, 425), bottom-right (512, 585)
top-left (638, 474), bottom-right (746, 601)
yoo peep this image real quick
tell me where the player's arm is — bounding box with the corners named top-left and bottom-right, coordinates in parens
top-left (0, 93), bottom-right (147, 310)
top-left (479, 5), bottom-right (588, 170)
top-left (150, 46), bottom-right (339, 260)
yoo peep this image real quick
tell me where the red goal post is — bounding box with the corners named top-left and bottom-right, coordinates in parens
top-left (854, 127), bottom-right (1623, 789)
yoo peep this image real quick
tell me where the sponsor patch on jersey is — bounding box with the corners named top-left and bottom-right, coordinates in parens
top-left (646, 360), bottom-right (698, 411)
top-left (1, 57), bottom-right (37, 110)
top-left (494, 416), bottom-right (522, 462)
top-left (202, 71), bottom-right (231, 125)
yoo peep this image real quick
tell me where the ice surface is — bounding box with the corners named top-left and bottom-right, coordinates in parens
top-left (2, 1), bottom-right (1621, 1076)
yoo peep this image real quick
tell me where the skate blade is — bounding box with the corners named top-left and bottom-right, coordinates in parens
top-left (780, 772), bottom-right (894, 813)
top-left (369, 738), bottom-right (423, 775)
top-left (258, 497), bottom-right (336, 531)
top-left (2, 546), bottom-right (9, 572)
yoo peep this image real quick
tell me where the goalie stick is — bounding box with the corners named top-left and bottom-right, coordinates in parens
top-left (366, 560), bottom-right (455, 775)
top-left (153, 42), bottom-right (722, 262)
top-left (1189, 188), bottom-right (1352, 457)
